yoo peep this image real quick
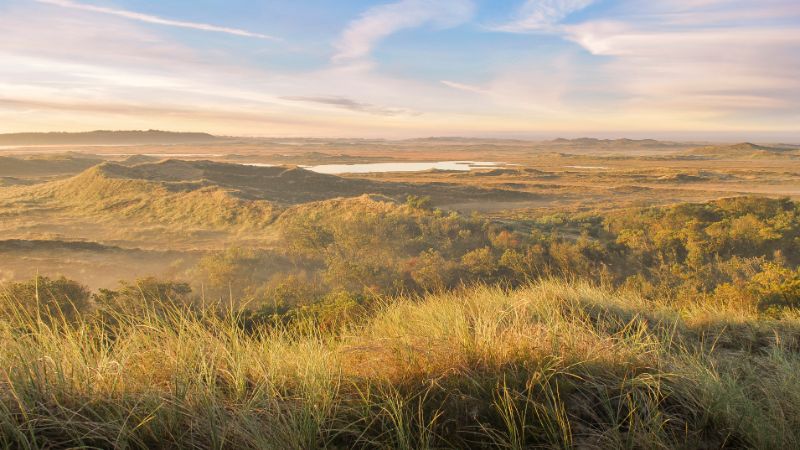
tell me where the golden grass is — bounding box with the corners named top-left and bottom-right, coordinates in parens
top-left (1, 280), bottom-right (800, 448)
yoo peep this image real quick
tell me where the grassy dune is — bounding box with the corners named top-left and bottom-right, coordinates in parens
top-left (0, 159), bottom-right (537, 245)
top-left (2, 280), bottom-right (799, 449)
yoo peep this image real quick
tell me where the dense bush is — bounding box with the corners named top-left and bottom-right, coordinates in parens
top-left (0, 275), bottom-right (91, 322)
top-left (192, 196), bottom-right (800, 312)
top-left (7, 196), bottom-right (797, 323)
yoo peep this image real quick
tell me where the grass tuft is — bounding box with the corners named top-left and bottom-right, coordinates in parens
top-left (1, 279), bottom-right (799, 448)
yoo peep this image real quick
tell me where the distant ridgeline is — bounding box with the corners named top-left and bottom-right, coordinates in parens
top-left (0, 130), bottom-right (223, 146)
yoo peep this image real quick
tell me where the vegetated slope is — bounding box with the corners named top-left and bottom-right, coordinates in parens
top-left (26, 162), bottom-right (278, 230)
top-left (68, 159), bottom-right (534, 204)
top-left (271, 194), bottom-right (492, 293)
top-left (118, 154), bottom-right (161, 166)
top-left (220, 195), bottom-right (799, 305)
top-left (0, 159), bottom-right (532, 243)
top-left (0, 130), bottom-right (222, 145)
top-left (2, 280), bottom-right (800, 448)
top-left (89, 159), bottom-right (390, 204)
top-left (0, 154), bottom-right (102, 177)
top-left (685, 142), bottom-right (799, 159)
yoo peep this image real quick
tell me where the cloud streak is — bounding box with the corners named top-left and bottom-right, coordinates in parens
top-left (333, 0), bottom-right (474, 62)
top-left (281, 96), bottom-right (418, 116)
top-left (553, 2), bottom-right (800, 121)
top-left (492, 0), bottom-right (595, 33)
top-left (35, 0), bottom-right (280, 41)
top-left (440, 80), bottom-right (491, 95)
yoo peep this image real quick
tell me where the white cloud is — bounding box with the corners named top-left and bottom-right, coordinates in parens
top-left (441, 52), bottom-right (595, 116)
top-left (492, 0), bottom-right (595, 33)
top-left (552, 1), bottom-right (800, 124)
top-left (0, 3), bottom-right (470, 137)
top-left (333, 0), bottom-right (474, 62)
top-left (35, 0), bottom-right (280, 41)
top-left (3, 0), bottom-right (800, 139)
top-left (440, 80), bottom-right (491, 95)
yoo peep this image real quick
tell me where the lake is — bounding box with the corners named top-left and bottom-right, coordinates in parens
top-left (245, 161), bottom-right (502, 174)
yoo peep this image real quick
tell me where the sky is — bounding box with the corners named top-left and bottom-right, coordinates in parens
top-left (0, 0), bottom-right (798, 140)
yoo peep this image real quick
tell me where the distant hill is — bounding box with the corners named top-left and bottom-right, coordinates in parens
top-left (0, 130), bottom-right (222, 146)
top-left (0, 154), bottom-right (102, 177)
top-left (548, 138), bottom-right (685, 149)
top-left (404, 137), bottom-right (532, 145)
top-left (684, 142), bottom-right (798, 159)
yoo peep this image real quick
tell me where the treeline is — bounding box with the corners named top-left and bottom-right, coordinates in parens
top-left (3, 196), bottom-right (799, 323)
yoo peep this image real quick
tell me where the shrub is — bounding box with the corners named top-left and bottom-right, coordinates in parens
top-left (0, 275), bottom-right (91, 322)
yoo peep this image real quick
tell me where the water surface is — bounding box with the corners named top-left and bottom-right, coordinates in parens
top-left (244, 161), bottom-right (502, 174)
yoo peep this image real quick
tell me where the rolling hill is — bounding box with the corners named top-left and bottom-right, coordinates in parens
top-left (684, 142), bottom-right (799, 159)
top-left (29, 162), bottom-right (279, 230)
top-left (0, 160), bottom-right (534, 246)
top-left (47, 159), bottom-right (535, 205)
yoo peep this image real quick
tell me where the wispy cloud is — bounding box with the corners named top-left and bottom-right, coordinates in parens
top-left (440, 80), bottom-right (491, 95)
top-left (3, 0), bottom-right (800, 139)
top-left (333, 0), bottom-right (474, 62)
top-left (35, 0), bottom-right (280, 41)
top-left (492, 0), bottom-right (595, 33)
top-left (281, 96), bottom-right (418, 116)
top-left (557, 1), bottom-right (800, 119)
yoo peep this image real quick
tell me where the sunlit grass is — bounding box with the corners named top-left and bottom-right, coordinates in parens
top-left (1, 280), bottom-right (799, 448)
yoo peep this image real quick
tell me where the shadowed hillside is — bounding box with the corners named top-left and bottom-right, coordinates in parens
top-left (47, 159), bottom-right (536, 205)
top-left (0, 160), bottom-right (535, 248)
top-left (0, 154), bottom-right (102, 177)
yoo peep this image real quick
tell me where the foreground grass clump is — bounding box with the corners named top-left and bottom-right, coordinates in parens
top-left (2, 281), bottom-right (800, 449)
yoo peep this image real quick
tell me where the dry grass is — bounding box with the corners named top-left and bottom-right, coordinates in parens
top-left (1, 280), bottom-right (799, 448)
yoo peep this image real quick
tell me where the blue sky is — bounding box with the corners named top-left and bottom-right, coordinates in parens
top-left (0, 0), bottom-right (798, 140)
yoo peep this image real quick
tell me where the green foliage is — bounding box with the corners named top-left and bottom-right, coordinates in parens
top-left (93, 277), bottom-right (193, 316)
top-left (0, 275), bottom-right (91, 322)
top-left (194, 247), bottom-right (294, 303)
top-left (603, 197), bottom-right (799, 302)
top-left (748, 262), bottom-right (800, 311)
top-left (186, 196), bottom-right (800, 308)
top-left (405, 194), bottom-right (432, 209)
top-left (276, 195), bottom-right (491, 294)
top-left (291, 290), bottom-right (366, 332)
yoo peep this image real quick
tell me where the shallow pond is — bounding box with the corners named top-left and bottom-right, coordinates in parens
top-left (245, 161), bottom-right (502, 174)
